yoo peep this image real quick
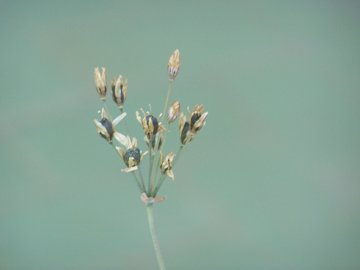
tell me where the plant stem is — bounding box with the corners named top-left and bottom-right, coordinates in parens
top-left (161, 80), bottom-right (173, 121)
top-left (138, 167), bottom-right (147, 194)
top-left (146, 205), bottom-right (166, 270)
top-left (151, 81), bottom-right (173, 194)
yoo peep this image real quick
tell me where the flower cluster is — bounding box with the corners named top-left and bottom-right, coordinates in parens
top-left (92, 49), bottom-right (208, 203)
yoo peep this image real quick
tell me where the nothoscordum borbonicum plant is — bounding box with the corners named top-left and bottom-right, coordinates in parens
top-left (92, 49), bottom-right (208, 270)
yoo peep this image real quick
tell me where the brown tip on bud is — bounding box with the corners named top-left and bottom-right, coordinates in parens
top-left (94, 67), bottom-right (107, 100)
top-left (168, 49), bottom-right (180, 80)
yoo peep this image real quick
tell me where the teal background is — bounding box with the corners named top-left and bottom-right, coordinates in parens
top-left (1, 1), bottom-right (360, 269)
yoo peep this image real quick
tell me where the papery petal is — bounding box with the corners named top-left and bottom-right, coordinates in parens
top-left (114, 132), bottom-right (130, 147)
top-left (121, 166), bottom-right (138, 173)
top-left (112, 112), bottom-right (127, 126)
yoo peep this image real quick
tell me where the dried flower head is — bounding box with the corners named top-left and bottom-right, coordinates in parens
top-left (116, 137), bottom-right (147, 172)
top-left (179, 113), bottom-right (193, 145)
top-left (167, 101), bottom-right (180, 123)
top-left (94, 67), bottom-right (107, 99)
top-left (179, 105), bottom-right (208, 145)
top-left (168, 49), bottom-right (180, 80)
top-left (160, 152), bottom-right (175, 180)
top-left (190, 104), bottom-right (208, 133)
top-left (94, 108), bottom-right (127, 143)
top-left (136, 110), bottom-right (164, 140)
top-left (111, 75), bottom-right (128, 107)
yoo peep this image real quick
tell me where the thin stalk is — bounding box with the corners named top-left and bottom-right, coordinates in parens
top-left (138, 167), bottom-right (147, 194)
top-left (173, 145), bottom-right (184, 165)
top-left (153, 175), bottom-right (166, 196)
top-left (161, 80), bottom-right (173, 121)
top-left (131, 171), bottom-right (143, 192)
top-left (148, 147), bottom-right (153, 194)
top-left (151, 81), bottom-right (174, 194)
top-left (146, 205), bottom-right (166, 270)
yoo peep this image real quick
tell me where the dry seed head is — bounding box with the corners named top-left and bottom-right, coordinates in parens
top-left (111, 75), bottom-right (128, 107)
top-left (94, 108), bottom-right (127, 143)
top-left (179, 113), bottom-right (193, 144)
top-left (167, 101), bottom-right (181, 123)
top-left (190, 104), bottom-right (208, 133)
top-left (137, 110), bottom-right (163, 140)
top-left (168, 49), bottom-right (180, 80)
top-left (160, 152), bottom-right (175, 180)
top-left (94, 67), bottom-right (107, 99)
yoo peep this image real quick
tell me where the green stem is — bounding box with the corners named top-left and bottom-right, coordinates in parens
top-left (146, 205), bottom-right (166, 270)
top-left (153, 175), bottom-right (166, 196)
top-left (131, 171), bottom-right (143, 192)
top-left (148, 147), bottom-right (153, 194)
top-left (161, 80), bottom-right (173, 121)
top-left (151, 81), bottom-right (174, 191)
top-left (138, 167), bottom-right (147, 194)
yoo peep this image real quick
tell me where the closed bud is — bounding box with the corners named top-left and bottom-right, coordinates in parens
top-left (111, 75), bottom-right (128, 107)
top-left (167, 49), bottom-right (180, 80)
top-left (167, 101), bottom-right (180, 123)
top-left (94, 67), bottom-right (107, 99)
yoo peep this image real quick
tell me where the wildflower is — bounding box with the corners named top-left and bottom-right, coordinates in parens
top-left (116, 137), bottom-right (147, 172)
top-left (94, 108), bottom-right (127, 143)
top-left (168, 49), bottom-right (180, 80)
top-left (111, 75), bottom-right (128, 108)
top-left (167, 101), bottom-right (180, 123)
top-left (160, 152), bottom-right (175, 180)
top-left (94, 67), bottom-right (107, 99)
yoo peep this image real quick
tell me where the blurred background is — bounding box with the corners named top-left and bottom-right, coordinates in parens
top-left (1, 1), bottom-right (360, 269)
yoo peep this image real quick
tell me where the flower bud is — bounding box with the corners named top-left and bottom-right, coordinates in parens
top-left (167, 101), bottom-right (180, 123)
top-left (94, 67), bottom-right (107, 99)
top-left (167, 49), bottom-right (180, 80)
top-left (111, 75), bottom-right (128, 107)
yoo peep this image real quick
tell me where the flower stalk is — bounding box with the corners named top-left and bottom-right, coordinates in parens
top-left (146, 204), bottom-right (166, 270)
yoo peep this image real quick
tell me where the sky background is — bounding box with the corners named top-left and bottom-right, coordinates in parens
top-left (1, 1), bottom-right (360, 269)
